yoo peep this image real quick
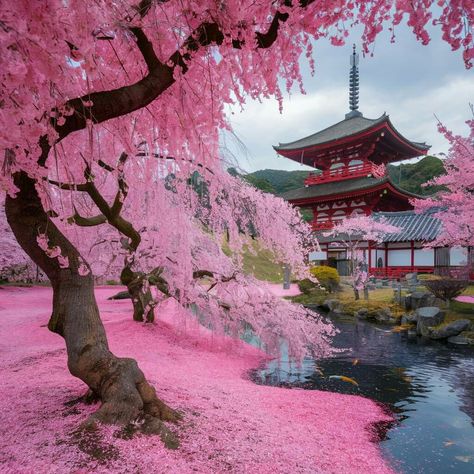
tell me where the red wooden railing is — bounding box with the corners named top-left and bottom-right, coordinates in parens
top-left (312, 221), bottom-right (335, 231)
top-left (370, 266), bottom-right (474, 280)
top-left (305, 162), bottom-right (381, 186)
top-left (369, 266), bottom-right (434, 279)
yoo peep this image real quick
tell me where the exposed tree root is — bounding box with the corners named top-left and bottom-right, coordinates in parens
top-left (75, 357), bottom-right (182, 449)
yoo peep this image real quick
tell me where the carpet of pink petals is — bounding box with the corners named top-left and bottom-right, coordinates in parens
top-left (0, 286), bottom-right (395, 473)
top-left (455, 295), bottom-right (474, 304)
top-left (265, 282), bottom-right (301, 297)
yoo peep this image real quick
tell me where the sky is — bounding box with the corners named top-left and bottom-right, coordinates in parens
top-left (222, 21), bottom-right (473, 173)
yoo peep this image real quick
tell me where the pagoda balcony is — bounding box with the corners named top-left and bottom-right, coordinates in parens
top-left (312, 221), bottom-right (334, 231)
top-left (304, 162), bottom-right (383, 186)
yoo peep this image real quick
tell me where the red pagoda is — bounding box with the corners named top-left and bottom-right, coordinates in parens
top-left (274, 45), bottom-right (429, 232)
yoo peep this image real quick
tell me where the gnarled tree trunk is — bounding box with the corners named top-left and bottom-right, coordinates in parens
top-left (5, 172), bottom-right (179, 446)
top-left (120, 267), bottom-right (156, 323)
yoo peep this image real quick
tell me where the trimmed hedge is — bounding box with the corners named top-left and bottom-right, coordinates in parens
top-left (424, 278), bottom-right (469, 301)
top-left (297, 278), bottom-right (318, 294)
top-left (310, 265), bottom-right (340, 293)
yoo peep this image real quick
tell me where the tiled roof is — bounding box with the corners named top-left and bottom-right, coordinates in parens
top-left (280, 176), bottom-right (421, 202)
top-left (273, 114), bottom-right (428, 152)
top-left (374, 209), bottom-right (442, 242)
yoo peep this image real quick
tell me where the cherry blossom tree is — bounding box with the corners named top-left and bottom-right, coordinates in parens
top-left (325, 215), bottom-right (399, 299)
top-left (0, 195), bottom-right (44, 282)
top-left (1, 0), bottom-right (472, 440)
top-left (413, 116), bottom-right (474, 248)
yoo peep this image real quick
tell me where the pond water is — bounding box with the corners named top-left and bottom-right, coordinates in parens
top-left (251, 315), bottom-right (474, 473)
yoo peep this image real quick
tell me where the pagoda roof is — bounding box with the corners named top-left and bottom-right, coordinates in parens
top-left (280, 176), bottom-right (422, 204)
top-left (273, 114), bottom-right (429, 168)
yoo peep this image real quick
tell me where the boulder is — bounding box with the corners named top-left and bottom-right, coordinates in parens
top-left (108, 290), bottom-right (130, 300)
top-left (321, 299), bottom-right (341, 312)
top-left (448, 332), bottom-right (474, 345)
top-left (416, 307), bottom-right (445, 336)
top-left (405, 291), bottom-right (436, 311)
top-left (428, 319), bottom-right (471, 340)
top-left (375, 307), bottom-right (392, 323)
top-left (405, 273), bottom-right (419, 286)
top-left (355, 308), bottom-right (369, 320)
top-left (401, 312), bottom-right (418, 325)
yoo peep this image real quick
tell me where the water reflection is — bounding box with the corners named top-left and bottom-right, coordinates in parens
top-left (252, 315), bottom-right (474, 473)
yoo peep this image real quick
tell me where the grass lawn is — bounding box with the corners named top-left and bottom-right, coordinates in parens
top-left (291, 281), bottom-right (474, 324)
top-left (461, 284), bottom-right (474, 296)
top-left (242, 247), bottom-right (284, 283)
top-left (222, 239), bottom-right (284, 283)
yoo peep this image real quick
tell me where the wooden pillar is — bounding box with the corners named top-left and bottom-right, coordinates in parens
top-left (410, 240), bottom-right (415, 271)
top-left (368, 241), bottom-right (372, 270)
top-left (384, 242), bottom-right (388, 276)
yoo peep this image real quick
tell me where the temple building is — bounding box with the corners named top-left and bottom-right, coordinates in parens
top-left (274, 46), bottom-right (471, 278)
top-left (275, 45), bottom-right (429, 231)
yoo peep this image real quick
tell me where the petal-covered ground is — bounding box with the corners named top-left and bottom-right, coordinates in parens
top-left (455, 295), bottom-right (474, 304)
top-left (0, 286), bottom-right (395, 473)
top-left (265, 282), bottom-right (301, 297)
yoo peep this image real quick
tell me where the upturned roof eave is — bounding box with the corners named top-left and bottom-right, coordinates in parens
top-left (273, 114), bottom-right (388, 151)
top-left (281, 176), bottom-right (424, 205)
top-left (273, 114), bottom-right (429, 156)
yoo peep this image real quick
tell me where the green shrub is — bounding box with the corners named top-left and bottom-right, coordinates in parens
top-left (310, 265), bottom-right (340, 293)
top-left (424, 278), bottom-right (469, 302)
top-left (418, 274), bottom-right (442, 281)
top-left (297, 278), bottom-right (318, 294)
top-left (105, 280), bottom-right (121, 285)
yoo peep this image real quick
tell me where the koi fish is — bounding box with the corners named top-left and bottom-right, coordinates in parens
top-left (329, 375), bottom-right (359, 386)
top-left (352, 358), bottom-right (359, 366)
top-left (392, 324), bottom-right (412, 333)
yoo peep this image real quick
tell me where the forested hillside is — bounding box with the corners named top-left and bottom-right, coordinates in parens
top-left (239, 155), bottom-right (445, 196)
top-left (387, 155), bottom-right (446, 195)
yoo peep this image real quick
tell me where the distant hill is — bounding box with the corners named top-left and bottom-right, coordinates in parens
top-left (387, 155), bottom-right (446, 195)
top-left (244, 169), bottom-right (312, 194)
top-left (240, 155), bottom-right (445, 197)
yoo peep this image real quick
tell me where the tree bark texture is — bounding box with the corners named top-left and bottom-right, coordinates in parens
top-left (5, 172), bottom-right (179, 446)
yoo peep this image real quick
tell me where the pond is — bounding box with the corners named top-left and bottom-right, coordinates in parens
top-left (251, 314), bottom-right (474, 473)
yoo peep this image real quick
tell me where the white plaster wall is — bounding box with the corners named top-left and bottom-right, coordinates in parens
top-left (388, 249), bottom-right (411, 266)
top-left (414, 249), bottom-right (434, 266)
top-left (387, 242), bottom-right (411, 249)
top-left (309, 251), bottom-right (327, 261)
top-left (371, 249), bottom-right (385, 267)
top-left (450, 247), bottom-right (468, 266)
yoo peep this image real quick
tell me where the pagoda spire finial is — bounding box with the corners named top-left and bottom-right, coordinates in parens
top-left (345, 44), bottom-right (362, 119)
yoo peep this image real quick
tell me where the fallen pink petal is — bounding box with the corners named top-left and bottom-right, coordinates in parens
top-left (0, 287), bottom-right (394, 473)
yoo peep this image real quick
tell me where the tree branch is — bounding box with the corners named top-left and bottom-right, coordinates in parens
top-left (69, 210), bottom-right (107, 227)
top-left (47, 178), bottom-right (89, 192)
top-left (129, 26), bottom-right (162, 71)
top-left (39, 2), bottom-right (312, 164)
top-left (192, 270), bottom-right (214, 279)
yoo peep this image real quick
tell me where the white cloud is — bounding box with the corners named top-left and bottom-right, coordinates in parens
top-left (226, 74), bottom-right (472, 172)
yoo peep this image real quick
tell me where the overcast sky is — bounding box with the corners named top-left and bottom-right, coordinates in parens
top-left (222, 22), bottom-right (473, 173)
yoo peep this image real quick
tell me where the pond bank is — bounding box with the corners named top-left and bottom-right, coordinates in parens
top-left (0, 286), bottom-right (394, 473)
top-left (253, 314), bottom-right (474, 473)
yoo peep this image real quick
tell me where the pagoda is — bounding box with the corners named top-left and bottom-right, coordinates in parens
top-left (274, 45), bottom-right (430, 231)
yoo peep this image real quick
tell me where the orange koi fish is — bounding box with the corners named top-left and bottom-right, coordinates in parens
top-left (329, 375), bottom-right (359, 386)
